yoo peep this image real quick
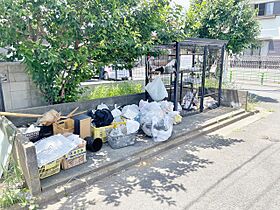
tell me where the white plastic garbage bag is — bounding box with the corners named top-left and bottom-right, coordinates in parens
top-left (97, 103), bottom-right (109, 110)
top-left (140, 102), bottom-right (165, 125)
top-left (159, 101), bottom-right (174, 113)
top-left (204, 97), bottom-right (218, 109)
top-left (145, 77), bottom-right (168, 101)
top-left (139, 99), bottom-right (149, 109)
top-left (141, 113), bottom-right (173, 142)
top-left (177, 103), bottom-right (183, 112)
top-left (139, 100), bottom-right (174, 141)
top-left (126, 120), bottom-right (140, 134)
top-left (111, 104), bottom-right (122, 119)
top-left (167, 111), bottom-right (182, 125)
top-left (122, 104), bottom-right (140, 120)
top-left (151, 115), bottom-right (173, 142)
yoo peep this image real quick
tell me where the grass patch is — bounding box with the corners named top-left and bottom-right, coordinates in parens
top-left (0, 159), bottom-right (37, 209)
top-left (246, 94), bottom-right (259, 112)
top-left (82, 81), bottom-right (143, 100)
top-left (205, 78), bottom-right (237, 89)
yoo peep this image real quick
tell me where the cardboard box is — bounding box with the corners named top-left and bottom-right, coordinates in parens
top-left (73, 114), bottom-right (92, 139)
top-left (53, 118), bottom-right (74, 135)
top-left (61, 139), bottom-right (87, 170)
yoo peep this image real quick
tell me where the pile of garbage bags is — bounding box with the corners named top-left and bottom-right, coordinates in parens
top-left (107, 99), bottom-right (181, 143)
top-left (139, 100), bottom-right (180, 142)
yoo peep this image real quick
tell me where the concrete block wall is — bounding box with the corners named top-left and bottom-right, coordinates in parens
top-left (10, 93), bottom-right (146, 126)
top-left (0, 62), bottom-right (48, 110)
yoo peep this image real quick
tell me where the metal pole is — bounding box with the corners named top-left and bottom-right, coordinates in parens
top-left (174, 42), bottom-right (180, 111)
top-left (169, 73), bottom-right (173, 100)
top-left (145, 55), bottom-right (149, 100)
top-left (218, 44), bottom-right (226, 107)
top-left (200, 46), bottom-right (208, 112)
top-left (180, 71), bottom-right (183, 104)
top-left (0, 78), bottom-right (5, 112)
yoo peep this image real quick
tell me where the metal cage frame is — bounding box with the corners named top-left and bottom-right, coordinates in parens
top-left (145, 38), bottom-right (228, 112)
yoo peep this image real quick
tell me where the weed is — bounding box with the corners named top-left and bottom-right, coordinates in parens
top-left (0, 158), bottom-right (37, 209)
top-left (81, 81), bottom-right (143, 100)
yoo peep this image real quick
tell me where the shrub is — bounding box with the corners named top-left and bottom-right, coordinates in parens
top-left (82, 82), bottom-right (143, 100)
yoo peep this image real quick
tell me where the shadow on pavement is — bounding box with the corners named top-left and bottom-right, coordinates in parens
top-left (40, 134), bottom-right (244, 209)
top-left (249, 93), bottom-right (279, 103)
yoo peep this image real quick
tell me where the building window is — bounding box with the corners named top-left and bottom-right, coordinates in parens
top-left (255, 2), bottom-right (274, 16)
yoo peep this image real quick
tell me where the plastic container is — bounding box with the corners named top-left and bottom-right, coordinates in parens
top-left (92, 121), bottom-right (126, 143)
top-left (38, 159), bottom-right (61, 179)
top-left (108, 134), bottom-right (136, 149)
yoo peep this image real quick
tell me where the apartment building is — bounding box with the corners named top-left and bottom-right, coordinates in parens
top-left (247, 0), bottom-right (280, 56)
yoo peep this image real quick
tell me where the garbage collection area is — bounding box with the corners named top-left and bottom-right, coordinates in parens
top-left (0, 38), bottom-right (249, 196)
top-left (146, 38), bottom-right (227, 113)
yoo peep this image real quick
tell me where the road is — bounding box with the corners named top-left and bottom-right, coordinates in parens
top-left (43, 84), bottom-right (280, 210)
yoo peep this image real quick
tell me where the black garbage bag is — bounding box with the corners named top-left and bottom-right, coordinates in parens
top-left (88, 108), bottom-right (114, 128)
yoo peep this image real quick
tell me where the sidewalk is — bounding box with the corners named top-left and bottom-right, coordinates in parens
top-left (40, 107), bottom-right (235, 192)
top-left (42, 85), bottom-right (280, 210)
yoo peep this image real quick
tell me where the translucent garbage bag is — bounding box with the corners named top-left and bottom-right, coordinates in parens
top-left (167, 111), bottom-right (182, 125)
top-left (97, 103), bottom-right (109, 110)
top-left (126, 120), bottom-right (140, 134)
top-left (139, 99), bottom-right (149, 109)
top-left (151, 115), bottom-right (173, 142)
top-left (145, 77), bottom-right (168, 101)
top-left (122, 104), bottom-right (140, 120)
top-left (139, 102), bottom-right (165, 125)
top-left (141, 115), bottom-right (173, 142)
top-left (159, 101), bottom-right (174, 113)
top-left (111, 104), bottom-right (122, 121)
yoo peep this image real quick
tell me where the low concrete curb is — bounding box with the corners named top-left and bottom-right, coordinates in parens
top-left (37, 108), bottom-right (259, 205)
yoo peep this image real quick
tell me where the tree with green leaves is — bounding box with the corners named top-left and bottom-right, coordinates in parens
top-left (185, 0), bottom-right (260, 54)
top-left (0, 0), bottom-right (184, 104)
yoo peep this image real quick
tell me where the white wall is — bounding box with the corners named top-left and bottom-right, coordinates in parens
top-left (258, 16), bottom-right (280, 40)
top-left (249, 0), bottom-right (280, 40)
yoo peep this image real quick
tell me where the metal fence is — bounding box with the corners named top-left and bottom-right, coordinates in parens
top-left (228, 56), bottom-right (280, 86)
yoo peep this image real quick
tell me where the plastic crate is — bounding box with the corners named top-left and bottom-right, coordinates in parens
top-left (62, 139), bottom-right (87, 170)
top-left (92, 121), bottom-right (126, 143)
top-left (108, 133), bottom-right (136, 149)
top-left (38, 159), bottom-right (61, 179)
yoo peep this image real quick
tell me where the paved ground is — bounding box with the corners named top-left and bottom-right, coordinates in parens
top-left (42, 84), bottom-right (280, 210)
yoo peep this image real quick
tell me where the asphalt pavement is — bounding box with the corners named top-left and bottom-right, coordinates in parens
top-left (43, 84), bottom-right (280, 210)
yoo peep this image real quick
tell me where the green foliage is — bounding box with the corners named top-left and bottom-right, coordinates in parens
top-left (0, 159), bottom-right (37, 209)
top-left (82, 82), bottom-right (143, 100)
top-left (185, 0), bottom-right (260, 54)
top-left (205, 78), bottom-right (235, 89)
top-left (0, 0), bottom-right (185, 104)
